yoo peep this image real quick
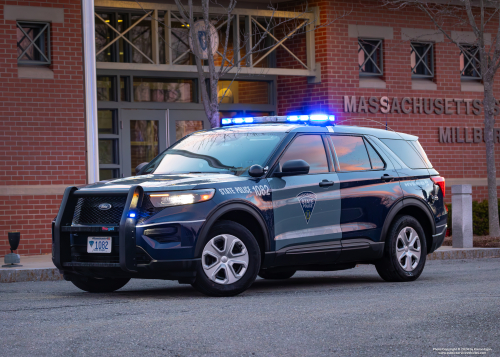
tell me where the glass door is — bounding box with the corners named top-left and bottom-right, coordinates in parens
top-left (168, 110), bottom-right (211, 146)
top-left (121, 110), bottom-right (167, 177)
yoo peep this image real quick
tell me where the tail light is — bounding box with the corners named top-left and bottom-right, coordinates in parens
top-left (431, 176), bottom-right (445, 197)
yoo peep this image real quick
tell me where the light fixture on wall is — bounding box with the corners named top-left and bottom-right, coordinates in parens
top-left (217, 88), bottom-right (234, 104)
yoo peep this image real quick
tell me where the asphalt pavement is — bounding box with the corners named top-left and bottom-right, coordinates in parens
top-left (1, 258), bottom-right (499, 357)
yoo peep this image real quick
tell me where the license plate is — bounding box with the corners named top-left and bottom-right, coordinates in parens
top-left (87, 237), bottom-right (112, 253)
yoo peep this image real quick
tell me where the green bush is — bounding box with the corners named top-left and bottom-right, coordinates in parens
top-left (447, 199), bottom-right (500, 236)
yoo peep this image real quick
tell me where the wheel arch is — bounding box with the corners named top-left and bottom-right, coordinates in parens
top-left (380, 198), bottom-right (435, 250)
top-left (194, 200), bottom-right (271, 258)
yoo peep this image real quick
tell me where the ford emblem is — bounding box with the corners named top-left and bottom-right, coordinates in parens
top-left (98, 203), bottom-right (112, 210)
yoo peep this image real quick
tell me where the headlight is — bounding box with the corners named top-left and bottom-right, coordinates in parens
top-left (148, 189), bottom-right (215, 207)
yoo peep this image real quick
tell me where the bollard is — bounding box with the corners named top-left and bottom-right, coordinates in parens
top-left (451, 185), bottom-right (473, 248)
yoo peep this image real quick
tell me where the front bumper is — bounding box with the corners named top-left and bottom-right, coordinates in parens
top-left (53, 186), bottom-right (200, 280)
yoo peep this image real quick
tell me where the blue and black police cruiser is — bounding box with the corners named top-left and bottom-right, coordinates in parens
top-left (52, 114), bottom-right (447, 296)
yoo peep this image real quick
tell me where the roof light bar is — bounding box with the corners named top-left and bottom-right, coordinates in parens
top-left (220, 114), bottom-right (335, 126)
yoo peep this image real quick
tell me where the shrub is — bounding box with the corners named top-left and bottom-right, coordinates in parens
top-left (447, 199), bottom-right (500, 236)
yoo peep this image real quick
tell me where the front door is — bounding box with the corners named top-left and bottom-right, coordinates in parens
top-left (121, 110), bottom-right (167, 177)
top-left (268, 134), bottom-right (341, 266)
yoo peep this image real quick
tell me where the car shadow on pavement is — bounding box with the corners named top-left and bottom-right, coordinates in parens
top-left (67, 272), bottom-right (387, 300)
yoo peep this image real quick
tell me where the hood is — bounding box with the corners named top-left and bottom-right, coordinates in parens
top-left (76, 173), bottom-right (250, 193)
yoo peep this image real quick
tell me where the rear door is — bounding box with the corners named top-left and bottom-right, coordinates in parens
top-left (268, 134), bottom-right (342, 266)
top-left (328, 135), bottom-right (403, 261)
top-left (377, 138), bottom-right (433, 201)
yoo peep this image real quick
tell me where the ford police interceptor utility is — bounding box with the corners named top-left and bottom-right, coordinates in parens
top-left (52, 114), bottom-right (447, 297)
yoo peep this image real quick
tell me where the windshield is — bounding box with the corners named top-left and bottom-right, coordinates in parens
top-left (142, 130), bottom-right (285, 176)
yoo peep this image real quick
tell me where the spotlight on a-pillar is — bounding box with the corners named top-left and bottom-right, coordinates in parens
top-left (2, 232), bottom-right (23, 268)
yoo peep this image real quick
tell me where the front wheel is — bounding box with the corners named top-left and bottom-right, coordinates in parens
top-left (375, 215), bottom-right (427, 282)
top-left (70, 277), bottom-right (130, 293)
top-left (191, 220), bottom-right (261, 297)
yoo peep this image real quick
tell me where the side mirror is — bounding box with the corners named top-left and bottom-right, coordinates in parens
top-left (135, 162), bottom-right (149, 175)
top-left (248, 164), bottom-right (265, 177)
top-left (276, 159), bottom-right (310, 177)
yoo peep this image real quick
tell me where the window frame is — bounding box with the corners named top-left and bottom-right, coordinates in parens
top-left (411, 42), bottom-right (434, 79)
top-left (358, 38), bottom-right (383, 77)
top-left (16, 21), bottom-right (51, 66)
top-left (271, 133), bottom-right (334, 176)
top-left (459, 44), bottom-right (481, 79)
top-left (328, 134), bottom-right (386, 173)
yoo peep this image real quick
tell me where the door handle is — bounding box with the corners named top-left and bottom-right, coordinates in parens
top-left (319, 180), bottom-right (335, 187)
top-left (381, 174), bottom-right (394, 181)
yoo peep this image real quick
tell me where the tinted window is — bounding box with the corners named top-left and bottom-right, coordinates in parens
top-left (366, 141), bottom-right (385, 169)
top-left (409, 140), bottom-right (433, 168)
top-left (279, 135), bottom-right (329, 174)
top-left (331, 136), bottom-right (371, 171)
top-left (381, 139), bottom-right (427, 169)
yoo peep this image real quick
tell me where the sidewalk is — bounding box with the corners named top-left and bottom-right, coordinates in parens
top-left (1, 247), bottom-right (500, 283)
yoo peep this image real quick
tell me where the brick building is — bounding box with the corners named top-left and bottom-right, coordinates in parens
top-left (0, 0), bottom-right (498, 256)
top-left (0, 1), bottom-right (86, 257)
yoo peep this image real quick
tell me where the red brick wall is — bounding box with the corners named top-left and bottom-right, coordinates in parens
top-left (277, 0), bottom-right (500, 202)
top-left (0, 1), bottom-right (86, 257)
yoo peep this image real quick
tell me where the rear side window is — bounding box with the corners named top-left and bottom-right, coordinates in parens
top-left (331, 136), bottom-right (371, 171)
top-left (381, 139), bottom-right (427, 169)
top-left (409, 140), bottom-right (433, 168)
top-left (366, 141), bottom-right (385, 169)
top-left (279, 135), bottom-right (329, 174)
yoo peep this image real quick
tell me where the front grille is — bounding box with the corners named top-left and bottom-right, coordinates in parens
top-left (137, 195), bottom-right (165, 224)
top-left (73, 196), bottom-right (127, 225)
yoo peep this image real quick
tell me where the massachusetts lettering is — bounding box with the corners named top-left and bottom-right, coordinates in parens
top-left (343, 96), bottom-right (499, 115)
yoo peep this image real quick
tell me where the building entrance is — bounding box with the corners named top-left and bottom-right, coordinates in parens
top-left (120, 109), bottom-right (209, 176)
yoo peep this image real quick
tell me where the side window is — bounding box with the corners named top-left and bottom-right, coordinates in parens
top-left (279, 135), bottom-right (329, 174)
top-left (331, 136), bottom-right (371, 171)
top-left (380, 139), bottom-right (427, 169)
top-left (365, 140), bottom-right (385, 170)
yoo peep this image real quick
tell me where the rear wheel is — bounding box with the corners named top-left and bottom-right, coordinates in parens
top-left (191, 220), bottom-right (261, 297)
top-left (258, 269), bottom-right (296, 280)
top-left (376, 215), bottom-right (427, 282)
top-left (70, 277), bottom-right (130, 293)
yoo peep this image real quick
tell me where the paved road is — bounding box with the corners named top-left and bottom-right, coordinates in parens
top-left (1, 258), bottom-right (499, 357)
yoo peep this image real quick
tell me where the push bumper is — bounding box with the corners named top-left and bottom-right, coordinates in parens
top-left (52, 186), bottom-right (200, 281)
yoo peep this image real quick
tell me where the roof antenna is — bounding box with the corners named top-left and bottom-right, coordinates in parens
top-left (385, 120), bottom-right (388, 131)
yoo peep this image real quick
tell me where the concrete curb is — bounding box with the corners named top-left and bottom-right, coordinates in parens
top-left (428, 247), bottom-right (500, 260)
top-left (0, 268), bottom-right (63, 283)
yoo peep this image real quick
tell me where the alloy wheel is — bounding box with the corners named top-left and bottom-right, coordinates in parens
top-left (395, 226), bottom-right (421, 272)
top-left (202, 234), bottom-right (249, 285)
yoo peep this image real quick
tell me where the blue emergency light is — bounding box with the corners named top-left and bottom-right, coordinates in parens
top-left (220, 114), bottom-right (335, 126)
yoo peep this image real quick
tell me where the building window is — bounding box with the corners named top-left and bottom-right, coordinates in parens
top-left (460, 45), bottom-right (481, 79)
top-left (358, 38), bottom-right (383, 76)
top-left (217, 81), bottom-right (270, 104)
top-left (98, 110), bottom-right (120, 179)
top-left (411, 42), bottom-right (434, 78)
top-left (16, 21), bottom-right (50, 65)
top-left (133, 78), bottom-right (195, 103)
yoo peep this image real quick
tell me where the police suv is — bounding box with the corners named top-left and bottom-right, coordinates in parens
top-left (52, 115), bottom-right (447, 297)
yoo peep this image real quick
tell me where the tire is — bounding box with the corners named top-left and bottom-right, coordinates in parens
top-left (191, 220), bottom-right (261, 297)
top-left (258, 269), bottom-right (296, 280)
top-left (375, 215), bottom-right (427, 282)
top-left (70, 277), bottom-right (130, 293)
